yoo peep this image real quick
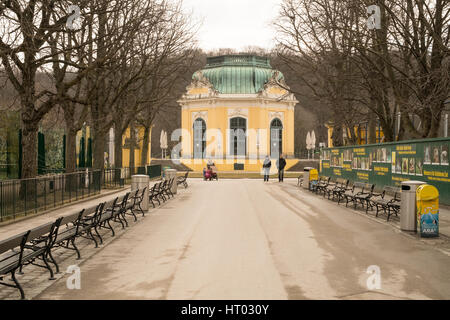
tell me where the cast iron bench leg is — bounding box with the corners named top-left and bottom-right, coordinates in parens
top-left (71, 238), bottom-right (81, 260)
top-left (48, 251), bottom-right (60, 274)
top-left (11, 270), bottom-right (25, 300)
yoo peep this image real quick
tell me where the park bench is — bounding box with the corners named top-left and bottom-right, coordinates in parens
top-left (315, 176), bottom-right (331, 195)
top-left (97, 198), bottom-right (119, 237)
top-left (309, 175), bottom-right (324, 192)
top-left (177, 172), bottom-right (189, 188)
top-left (0, 185), bottom-right (171, 299)
top-left (327, 178), bottom-right (349, 201)
top-left (321, 177), bottom-right (337, 197)
top-left (163, 178), bottom-right (174, 199)
top-left (342, 182), bottom-right (365, 207)
top-left (149, 183), bottom-right (161, 207)
top-left (157, 181), bottom-right (167, 203)
top-left (0, 231), bottom-right (30, 299)
top-left (20, 218), bottom-right (66, 278)
top-left (125, 188), bottom-right (146, 221)
top-left (368, 186), bottom-right (401, 221)
top-left (349, 182), bottom-right (375, 210)
top-left (52, 204), bottom-right (101, 263)
top-left (109, 193), bottom-right (131, 228)
top-left (0, 217), bottom-right (62, 299)
top-left (54, 196), bottom-right (128, 264)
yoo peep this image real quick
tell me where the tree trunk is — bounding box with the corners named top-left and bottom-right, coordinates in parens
top-left (401, 111), bottom-right (422, 140)
top-left (367, 115), bottom-right (377, 144)
top-left (93, 129), bottom-right (107, 171)
top-left (129, 121), bottom-right (136, 174)
top-left (114, 125), bottom-right (123, 168)
top-left (21, 123), bottom-right (38, 179)
top-left (427, 105), bottom-right (442, 138)
top-left (140, 126), bottom-right (150, 166)
top-left (65, 129), bottom-right (77, 174)
top-left (331, 125), bottom-right (343, 147)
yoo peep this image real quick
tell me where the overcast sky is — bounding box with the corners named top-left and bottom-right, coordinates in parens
top-left (182, 0), bottom-right (281, 52)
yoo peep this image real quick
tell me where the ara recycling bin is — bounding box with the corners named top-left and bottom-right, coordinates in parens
top-left (302, 167), bottom-right (314, 190)
top-left (309, 169), bottom-right (319, 191)
top-left (131, 175), bottom-right (149, 212)
top-left (164, 168), bottom-right (178, 195)
top-left (400, 181), bottom-right (426, 232)
top-left (416, 184), bottom-right (439, 238)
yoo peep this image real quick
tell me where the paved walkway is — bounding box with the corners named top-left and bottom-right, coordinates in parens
top-left (1, 179), bottom-right (450, 299)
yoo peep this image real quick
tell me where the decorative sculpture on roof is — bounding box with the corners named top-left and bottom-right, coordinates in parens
top-left (258, 70), bottom-right (293, 100)
top-left (183, 71), bottom-right (219, 99)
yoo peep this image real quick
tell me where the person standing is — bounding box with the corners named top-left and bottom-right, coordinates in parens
top-left (277, 154), bottom-right (287, 182)
top-left (263, 155), bottom-right (271, 182)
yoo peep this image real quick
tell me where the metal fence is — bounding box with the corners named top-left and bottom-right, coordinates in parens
top-left (0, 165), bottom-right (163, 222)
top-left (102, 168), bottom-right (133, 188)
top-left (295, 150), bottom-right (320, 160)
top-left (102, 166), bottom-right (162, 186)
top-left (0, 170), bottom-right (101, 222)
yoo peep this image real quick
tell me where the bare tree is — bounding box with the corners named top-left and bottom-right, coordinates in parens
top-left (275, 0), bottom-right (370, 146)
top-left (275, 0), bottom-right (449, 145)
top-left (0, 0), bottom-right (91, 178)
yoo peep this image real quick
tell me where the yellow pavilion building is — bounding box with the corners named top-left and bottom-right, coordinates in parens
top-left (178, 55), bottom-right (298, 172)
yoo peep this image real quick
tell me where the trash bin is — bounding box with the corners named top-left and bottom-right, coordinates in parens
top-left (162, 166), bottom-right (171, 179)
top-left (400, 181), bottom-right (426, 232)
top-left (164, 168), bottom-right (178, 195)
top-left (416, 184), bottom-right (439, 238)
top-left (303, 167), bottom-right (314, 190)
top-left (131, 175), bottom-right (149, 212)
top-left (309, 168), bottom-right (319, 191)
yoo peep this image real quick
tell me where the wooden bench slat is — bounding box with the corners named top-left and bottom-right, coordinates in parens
top-left (0, 232), bottom-right (29, 255)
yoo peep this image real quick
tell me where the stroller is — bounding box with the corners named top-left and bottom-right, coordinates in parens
top-left (203, 164), bottom-right (218, 181)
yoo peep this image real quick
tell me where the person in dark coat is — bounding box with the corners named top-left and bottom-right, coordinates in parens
top-left (262, 155), bottom-right (272, 182)
top-left (276, 154), bottom-right (287, 182)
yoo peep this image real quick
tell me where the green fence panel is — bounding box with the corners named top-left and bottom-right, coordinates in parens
top-left (137, 166), bottom-right (146, 175)
top-left (147, 165), bottom-right (162, 179)
top-left (320, 137), bottom-right (450, 205)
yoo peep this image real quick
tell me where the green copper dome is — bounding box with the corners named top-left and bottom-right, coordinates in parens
top-left (192, 55), bottom-right (284, 94)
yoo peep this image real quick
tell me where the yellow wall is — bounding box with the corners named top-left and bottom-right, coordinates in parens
top-left (75, 127), bottom-right (91, 167)
top-left (181, 158), bottom-right (299, 173)
top-left (327, 124), bottom-right (385, 147)
top-left (122, 126), bottom-right (152, 167)
top-left (182, 106), bottom-right (294, 159)
top-left (181, 104), bottom-right (295, 172)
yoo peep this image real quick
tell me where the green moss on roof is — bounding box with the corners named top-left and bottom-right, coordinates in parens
top-left (192, 55), bottom-right (284, 94)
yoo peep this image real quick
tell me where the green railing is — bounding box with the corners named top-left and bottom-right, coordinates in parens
top-left (147, 165), bottom-right (162, 179)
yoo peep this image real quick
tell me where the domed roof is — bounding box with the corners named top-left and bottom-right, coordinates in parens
top-left (192, 55), bottom-right (284, 94)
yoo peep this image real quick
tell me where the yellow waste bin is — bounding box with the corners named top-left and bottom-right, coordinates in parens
top-left (416, 185), bottom-right (439, 238)
top-left (309, 169), bottom-right (319, 191)
top-left (309, 169), bottom-right (318, 181)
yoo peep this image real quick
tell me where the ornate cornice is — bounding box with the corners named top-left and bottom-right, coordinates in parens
top-left (228, 108), bottom-right (249, 118)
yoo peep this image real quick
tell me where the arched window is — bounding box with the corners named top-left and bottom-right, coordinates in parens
top-left (193, 118), bottom-right (206, 159)
top-left (230, 117), bottom-right (247, 157)
top-left (270, 118), bottom-right (283, 158)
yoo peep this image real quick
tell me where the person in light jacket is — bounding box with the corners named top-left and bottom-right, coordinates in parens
top-left (276, 154), bottom-right (287, 182)
top-left (262, 155), bottom-right (272, 182)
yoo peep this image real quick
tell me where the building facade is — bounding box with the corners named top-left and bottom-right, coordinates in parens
top-left (178, 55), bottom-right (298, 171)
